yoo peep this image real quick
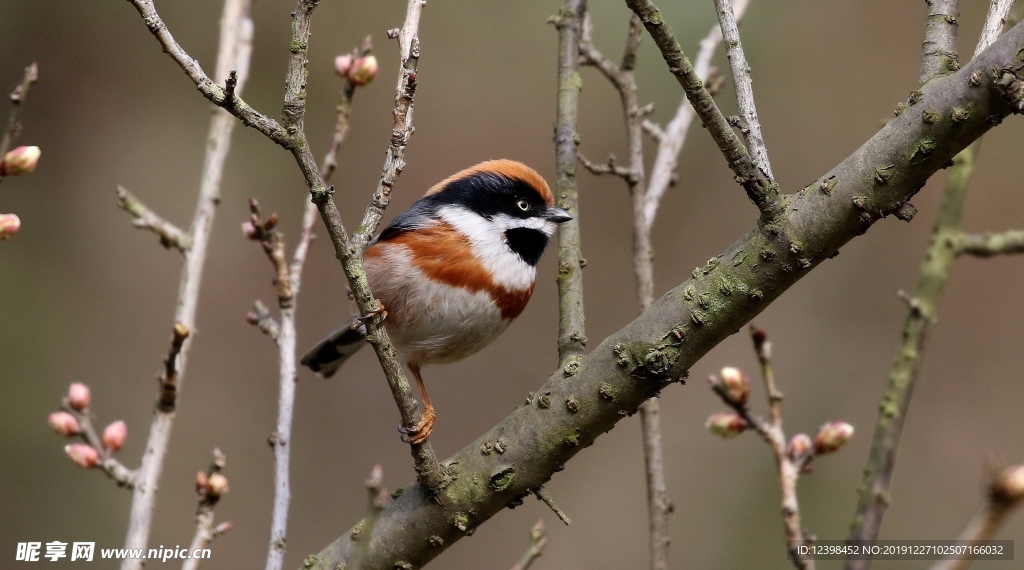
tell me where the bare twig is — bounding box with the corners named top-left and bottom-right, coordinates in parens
top-left (920, 0), bottom-right (960, 84)
top-left (975, 0), bottom-right (1017, 54)
top-left (644, 0), bottom-right (749, 227)
top-left (0, 63), bottom-right (38, 157)
top-left (714, 0), bottom-right (773, 180)
top-left (509, 520), bottom-right (547, 570)
top-left (262, 40), bottom-right (371, 570)
top-left (956, 230), bottom-right (1024, 257)
top-left (115, 186), bottom-right (190, 252)
top-left (0, 62), bottom-right (39, 188)
top-left (930, 463), bottom-right (1024, 570)
top-left (847, 6), bottom-right (1016, 562)
top-left (709, 327), bottom-right (818, 570)
top-left (534, 487), bottom-right (572, 526)
top-left (624, 0), bottom-right (781, 220)
top-left (349, 465), bottom-right (388, 570)
top-left (183, 449), bottom-right (232, 570)
top-left (553, 0), bottom-right (588, 367)
top-left (122, 1), bottom-right (253, 566)
top-left (247, 300), bottom-right (280, 342)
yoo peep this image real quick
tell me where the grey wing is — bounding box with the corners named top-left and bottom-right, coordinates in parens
top-left (300, 317), bottom-right (368, 378)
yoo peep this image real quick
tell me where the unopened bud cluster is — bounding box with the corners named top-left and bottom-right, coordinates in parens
top-left (50, 383), bottom-right (128, 469)
top-left (0, 213), bottom-right (20, 239)
top-left (335, 53), bottom-right (378, 86)
top-left (706, 412), bottom-right (747, 438)
top-left (813, 422), bottom-right (854, 455)
top-left (709, 366), bottom-right (750, 406)
top-left (992, 464), bottom-right (1024, 505)
top-left (196, 470), bottom-right (230, 500)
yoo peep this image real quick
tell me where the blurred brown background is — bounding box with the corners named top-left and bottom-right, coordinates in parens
top-left (1, 1), bottom-right (1022, 568)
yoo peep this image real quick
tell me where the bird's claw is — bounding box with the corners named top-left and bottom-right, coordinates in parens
top-left (352, 299), bottom-right (387, 329)
top-left (398, 409), bottom-right (435, 445)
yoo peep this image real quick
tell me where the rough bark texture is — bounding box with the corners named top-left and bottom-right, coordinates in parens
top-left (303, 23), bottom-right (1024, 570)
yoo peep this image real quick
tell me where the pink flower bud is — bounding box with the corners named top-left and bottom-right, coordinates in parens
top-left (994, 465), bottom-right (1024, 504)
top-left (213, 521), bottom-right (233, 535)
top-left (347, 55), bottom-right (378, 86)
top-left (814, 421), bottom-right (854, 454)
top-left (206, 473), bottom-right (230, 497)
top-left (65, 443), bottom-right (99, 468)
top-left (787, 433), bottom-right (812, 461)
top-left (0, 213), bottom-right (20, 239)
top-left (68, 383), bottom-right (91, 411)
top-left (334, 54), bottom-right (354, 77)
top-left (241, 221), bottom-right (259, 240)
top-left (706, 412), bottom-right (747, 439)
top-left (196, 470), bottom-right (209, 495)
top-left (718, 366), bottom-right (750, 406)
top-left (48, 411), bottom-right (81, 436)
top-left (0, 145), bottom-right (41, 175)
top-left (102, 420), bottom-right (127, 452)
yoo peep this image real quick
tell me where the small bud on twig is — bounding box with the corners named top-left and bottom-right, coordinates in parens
top-left (334, 54), bottom-right (355, 77)
top-left (206, 473), bottom-right (230, 498)
top-left (706, 412), bottom-right (747, 438)
top-left (65, 443), bottom-right (99, 468)
top-left (813, 421), bottom-right (854, 454)
top-left (242, 221), bottom-right (259, 240)
top-left (348, 55), bottom-right (378, 86)
top-left (717, 366), bottom-right (750, 406)
top-left (787, 433), bottom-right (812, 461)
top-left (102, 420), bottom-right (128, 452)
top-left (0, 145), bottom-right (41, 175)
top-left (68, 383), bottom-right (91, 411)
top-left (196, 470), bottom-right (209, 495)
top-left (992, 464), bottom-right (1024, 505)
top-left (0, 213), bottom-right (21, 239)
top-left (48, 411), bottom-right (81, 437)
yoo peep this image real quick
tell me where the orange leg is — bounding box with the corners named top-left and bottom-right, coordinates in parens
top-left (351, 299), bottom-right (387, 330)
top-left (399, 365), bottom-right (436, 445)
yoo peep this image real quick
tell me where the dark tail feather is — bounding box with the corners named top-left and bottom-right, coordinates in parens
top-left (300, 317), bottom-right (367, 378)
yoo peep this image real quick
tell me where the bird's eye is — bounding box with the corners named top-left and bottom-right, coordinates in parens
top-left (516, 199), bottom-right (530, 212)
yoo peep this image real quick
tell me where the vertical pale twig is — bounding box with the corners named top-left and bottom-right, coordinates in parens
top-left (348, 465), bottom-right (387, 570)
top-left (846, 3), bottom-right (1016, 566)
top-left (121, 1), bottom-right (253, 567)
top-left (713, 0), bottom-right (773, 180)
top-left (553, 0), bottom-right (588, 368)
top-left (263, 41), bottom-right (369, 569)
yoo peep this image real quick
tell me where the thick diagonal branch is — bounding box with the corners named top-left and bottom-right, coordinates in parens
top-left (304, 24), bottom-right (1024, 570)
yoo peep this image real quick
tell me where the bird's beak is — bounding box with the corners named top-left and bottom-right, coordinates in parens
top-left (545, 207), bottom-right (573, 223)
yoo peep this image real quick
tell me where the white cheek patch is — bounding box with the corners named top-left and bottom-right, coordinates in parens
top-left (492, 213), bottom-right (558, 236)
top-left (438, 206), bottom-right (537, 291)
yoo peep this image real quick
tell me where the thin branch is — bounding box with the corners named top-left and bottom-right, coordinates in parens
top-left (116, 186), bottom-right (190, 252)
top-left (847, 7), bottom-right (1016, 562)
top-left (930, 463), bottom-right (1024, 570)
top-left (534, 487), bottom-right (571, 526)
top-left (644, 0), bottom-right (750, 228)
top-left (509, 520), bottom-right (547, 570)
top-left (577, 152), bottom-right (635, 181)
top-left (247, 300), bottom-right (280, 342)
top-left (624, 0), bottom-right (781, 220)
top-left (553, 0), bottom-right (588, 367)
top-left (921, 0), bottom-right (961, 84)
top-left (157, 322), bottom-right (191, 412)
top-left (0, 62), bottom-right (38, 157)
top-left (122, 1), bottom-right (253, 566)
top-left (126, 0), bottom-right (288, 145)
top-left (956, 230), bottom-right (1024, 257)
top-left (59, 400), bottom-right (136, 487)
top-left (264, 40), bottom-right (371, 570)
top-left (183, 449), bottom-right (232, 570)
top-left (975, 0), bottom-right (1016, 55)
top-left (714, 0), bottom-right (773, 180)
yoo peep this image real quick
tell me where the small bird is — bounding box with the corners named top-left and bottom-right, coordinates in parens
top-left (301, 160), bottom-right (571, 444)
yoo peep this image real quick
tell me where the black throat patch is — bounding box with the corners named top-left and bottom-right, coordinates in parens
top-left (504, 228), bottom-right (549, 266)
